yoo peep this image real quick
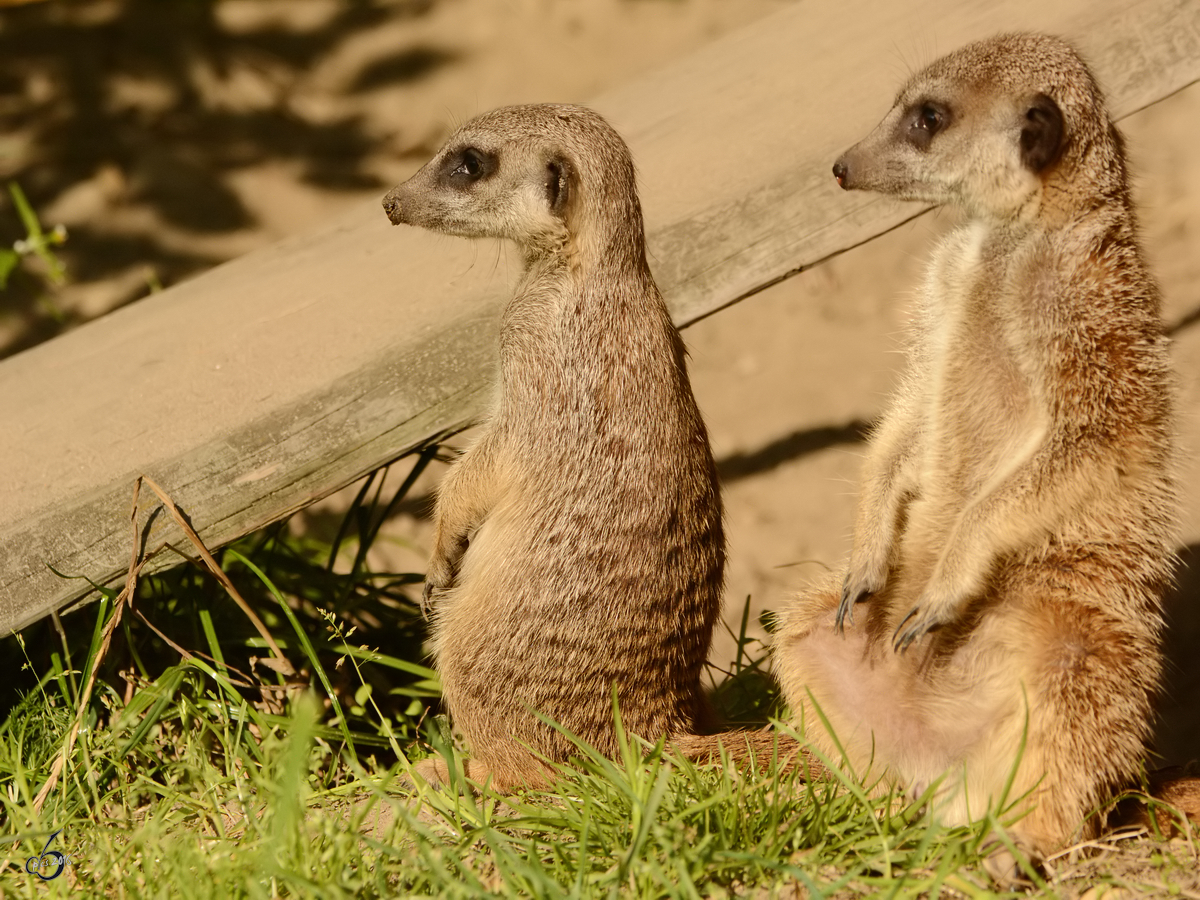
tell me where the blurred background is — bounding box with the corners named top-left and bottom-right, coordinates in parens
top-left (1, 0), bottom-right (1197, 764)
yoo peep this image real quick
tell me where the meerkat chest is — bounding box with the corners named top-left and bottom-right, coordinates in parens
top-left (921, 222), bottom-right (1038, 475)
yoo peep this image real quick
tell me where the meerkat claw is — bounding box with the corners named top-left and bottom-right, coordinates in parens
top-left (892, 608), bottom-right (925, 653)
top-left (834, 581), bottom-right (868, 633)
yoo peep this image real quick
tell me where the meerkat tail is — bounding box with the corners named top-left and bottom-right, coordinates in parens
top-left (670, 729), bottom-right (828, 778)
top-left (1113, 768), bottom-right (1200, 835)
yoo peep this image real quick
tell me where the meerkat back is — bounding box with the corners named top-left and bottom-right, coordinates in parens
top-left (382, 104), bottom-right (724, 790)
top-left (775, 33), bottom-right (1183, 871)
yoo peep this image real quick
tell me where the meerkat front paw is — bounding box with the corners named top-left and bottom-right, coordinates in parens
top-left (422, 526), bottom-right (470, 617)
top-left (835, 578), bottom-right (869, 632)
top-left (836, 560), bottom-right (888, 633)
top-left (893, 606), bottom-right (937, 652)
top-left (893, 537), bottom-right (988, 650)
top-left (420, 580), bottom-right (437, 618)
top-left (421, 557), bottom-right (455, 618)
top-left (891, 591), bottom-right (960, 652)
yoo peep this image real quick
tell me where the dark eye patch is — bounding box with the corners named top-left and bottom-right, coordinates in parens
top-left (442, 146), bottom-right (497, 186)
top-left (903, 100), bottom-right (951, 150)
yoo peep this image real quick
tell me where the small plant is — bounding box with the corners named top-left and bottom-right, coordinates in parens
top-left (1, 181), bottom-right (68, 320)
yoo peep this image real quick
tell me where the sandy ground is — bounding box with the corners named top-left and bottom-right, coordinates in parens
top-left (1, 0), bottom-right (1196, 764)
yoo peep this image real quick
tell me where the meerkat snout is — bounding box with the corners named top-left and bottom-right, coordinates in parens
top-left (832, 160), bottom-right (849, 189)
top-left (382, 191), bottom-right (404, 225)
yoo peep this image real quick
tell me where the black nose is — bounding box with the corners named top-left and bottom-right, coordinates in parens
top-left (832, 160), bottom-right (849, 189)
top-left (382, 193), bottom-right (403, 224)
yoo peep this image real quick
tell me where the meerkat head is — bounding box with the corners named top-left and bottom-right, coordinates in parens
top-left (832, 33), bottom-right (1119, 222)
top-left (383, 104), bottom-right (644, 263)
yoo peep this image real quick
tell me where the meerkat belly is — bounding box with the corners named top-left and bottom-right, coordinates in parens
top-left (435, 446), bottom-right (715, 729)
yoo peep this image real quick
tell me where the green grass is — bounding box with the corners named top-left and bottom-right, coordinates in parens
top-left (1, 452), bottom-right (1196, 898)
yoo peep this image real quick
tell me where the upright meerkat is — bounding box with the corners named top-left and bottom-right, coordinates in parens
top-left (775, 33), bottom-right (1180, 862)
top-left (382, 104), bottom-right (724, 790)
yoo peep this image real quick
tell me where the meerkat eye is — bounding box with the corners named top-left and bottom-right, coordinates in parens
top-left (459, 149), bottom-right (482, 177)
top-left (918, 106), bottom-right (943, 131)
top-left (444, 147), bottom-right (496, 185)
top-left (905, 101), bottom-right (949, 150)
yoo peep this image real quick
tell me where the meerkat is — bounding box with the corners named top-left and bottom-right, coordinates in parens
top-left (774, 33), bottom-right (1184, 865)
top-left (381, 104), bottom-right (725, 790)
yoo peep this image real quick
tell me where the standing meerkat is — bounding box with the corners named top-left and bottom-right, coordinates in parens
top-left (775, 33), bottom-right (1182, 863)
top-left (382, 104), bottom-right (724, 790)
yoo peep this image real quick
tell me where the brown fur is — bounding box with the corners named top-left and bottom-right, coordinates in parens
top-left (671, 729), bottom-right (829, 779)
top-left (382, 104), bottom-right (724, 790)
top-left (1115, 766), bottom-right (1200, 836)
top-left (776, 34), bottom-right (1186, 866)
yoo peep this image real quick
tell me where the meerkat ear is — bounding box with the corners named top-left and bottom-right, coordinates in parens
top-left (546, 155), bottom-right (573, 218)
top-left (1019, 93), bottom-right (1065, 174)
